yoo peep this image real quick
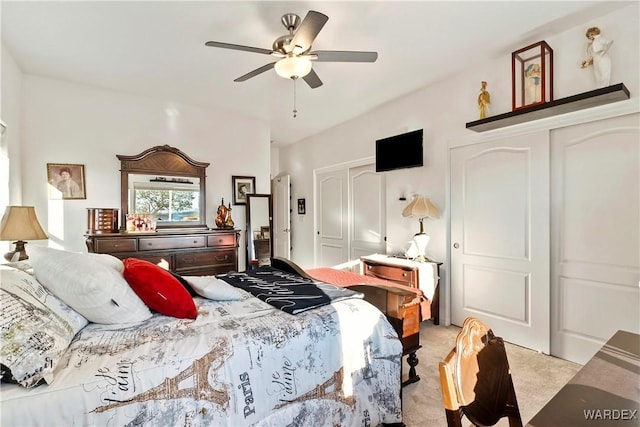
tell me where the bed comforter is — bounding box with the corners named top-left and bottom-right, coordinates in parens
top-left (1, 284), bottom-right (402, 426)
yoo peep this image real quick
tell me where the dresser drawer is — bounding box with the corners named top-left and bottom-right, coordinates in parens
top-left (94, 238), bottom-right (137, 253)
top-left (175, 249), bottom-right (236, 269)
top-left (207, 233), bottom-right (237, 247)
top-left (139, 236), bottom-right (206, 251)
top-left (364, 262), bottom-right (417, 287)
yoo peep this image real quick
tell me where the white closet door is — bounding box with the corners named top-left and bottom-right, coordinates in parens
top-left (315, 168), bottom-right (349, 267)
top-left (350, 164), bottom-right (386, 269)
top-left (450, 131), bottom-right (550, 353)
top-left (551, 113), bottom-right (640, 364)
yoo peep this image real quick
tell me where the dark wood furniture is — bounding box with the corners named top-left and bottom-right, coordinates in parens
top-left (85, 228), bottom-right (239, 276)
top-left (526, 330), bottom-right (640, 427)
top-left (86, 145), bottom-right (240, 276)
top-left (439, 317), bottom-right (523, 427)
top-left (360, 254), bottom-right (442, 324)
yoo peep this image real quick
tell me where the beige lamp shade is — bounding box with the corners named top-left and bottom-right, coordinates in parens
top-left (1, 206), bottom-right (48, 261)
top-left (402, 196), bottom-right (440, 220)
top-left (0, 206), bottom-right (48, 240)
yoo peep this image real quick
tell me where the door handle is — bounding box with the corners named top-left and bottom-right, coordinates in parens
top-left (453, 242), bottom-right (460, 249)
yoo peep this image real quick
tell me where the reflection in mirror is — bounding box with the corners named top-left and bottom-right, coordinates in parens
top-left (247, 194), bottom-right (273, 268)
top-left (128, 174), bottom-right (201, 222)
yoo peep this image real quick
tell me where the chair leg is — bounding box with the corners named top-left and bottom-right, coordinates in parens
top-left (444, 409), bottom-right (464, 427)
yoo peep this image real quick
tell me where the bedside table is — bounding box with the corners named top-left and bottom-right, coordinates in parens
top-left (360, 254), bottom-right (441, 324)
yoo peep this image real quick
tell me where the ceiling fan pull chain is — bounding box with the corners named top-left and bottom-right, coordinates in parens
top-left (292, 77), bottom-right (298, 118)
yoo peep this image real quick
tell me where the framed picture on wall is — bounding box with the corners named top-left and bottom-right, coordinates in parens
top-left (232, 175), bottom-right (255, 205)
top-left (47, 163), bottom-right (86, 199)
top-left (298, 198), bottom-right (306, 215)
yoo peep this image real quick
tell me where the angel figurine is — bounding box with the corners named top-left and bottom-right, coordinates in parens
top-left (478, 81), bottom-right (491, 119)
top-left (581, 26), bottom-right (614, 88)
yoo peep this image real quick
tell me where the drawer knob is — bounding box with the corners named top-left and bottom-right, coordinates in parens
top-left (402, 273), bottom-right (407, 277)
top-left (114, 244), bottom-right (119, 248)
top-left (193, 240), bottom-right (198, 244)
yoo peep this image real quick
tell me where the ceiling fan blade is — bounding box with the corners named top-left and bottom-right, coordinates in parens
top-left (302, 68), bottom-right (323, 89)
top-left (312, 50), bottom-right (378, 62)
top-left (234, 63), bottom-right (276, 82)
top-left (205, 41), bottom-right (273, 56)
top-left (290, 10), bottom-right (328, 53)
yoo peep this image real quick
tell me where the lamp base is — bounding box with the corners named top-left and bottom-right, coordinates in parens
top-left (4, 241), bottom-right (28, 262)
top-left (412, 233), bottom-right (430, 263)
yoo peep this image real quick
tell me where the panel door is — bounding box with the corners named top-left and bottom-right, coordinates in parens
top-left (450, 131), bottom-right (550, 353)
top-left (550, 113), bottom-right (640, 364)
top-left (315, 169), bottom-right (349, 267)
top-left (350, 164), bottom-right (386, 271)
top-left (272, 175), bottom-right (291, 259)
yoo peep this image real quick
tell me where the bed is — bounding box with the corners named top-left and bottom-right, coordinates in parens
top-left (1, 248), bottom-right (403, 427)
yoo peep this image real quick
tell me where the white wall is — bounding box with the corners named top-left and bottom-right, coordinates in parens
top-left (16, 75), bottom-right (270, 269)
top-left (277, 3), bottom-right (640, 269)
top-left (1, 45), bottom-right (24, 254)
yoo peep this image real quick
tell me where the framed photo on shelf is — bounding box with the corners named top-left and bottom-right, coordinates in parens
top-left (512, 40), bottom-right (553, 111)
top-left (232, 175), bottom-right (255, 205)
top-left (260, 226), bottom-right (270, 240)
top-left (47, 163), bottom-right (86, 199)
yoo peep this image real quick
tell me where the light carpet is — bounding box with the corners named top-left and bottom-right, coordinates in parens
top-left (401, 321), bottom-right (582, 427)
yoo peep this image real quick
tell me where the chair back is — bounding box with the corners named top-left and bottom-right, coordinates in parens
top-left (439, 317), bottom-right (523, 427)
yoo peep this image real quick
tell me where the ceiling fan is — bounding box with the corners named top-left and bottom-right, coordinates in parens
top-left (205, 10), bottom-right (378, 89)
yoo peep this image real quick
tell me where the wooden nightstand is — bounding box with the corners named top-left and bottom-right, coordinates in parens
top-left (360, 254), bottom-right (441, 324)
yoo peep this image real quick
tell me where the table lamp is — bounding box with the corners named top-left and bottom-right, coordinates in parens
top-left (402, 195), bottom-right (440, 262)
top-left (0, 206), bottom-right (48, 261)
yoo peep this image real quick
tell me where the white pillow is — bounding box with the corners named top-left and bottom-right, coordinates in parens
top-left (30, 246), bottom-right (151, 324)
top-left (1, 266), bottom-right (88, 387)
top-left (184, 276), bottom-right (243, 301)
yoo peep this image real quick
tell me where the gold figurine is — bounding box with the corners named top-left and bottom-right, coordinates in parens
top-left (478, 81), bottom-right (491, 119)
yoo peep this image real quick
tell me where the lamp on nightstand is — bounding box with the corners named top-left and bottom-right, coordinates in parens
top-left (0, 206), bottom-right (48, 261)
top-left (402, 195), bottom-right (440, 262)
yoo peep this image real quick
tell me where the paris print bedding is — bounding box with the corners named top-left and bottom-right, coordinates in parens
top-left (1, 276), bottom-right (403, 426)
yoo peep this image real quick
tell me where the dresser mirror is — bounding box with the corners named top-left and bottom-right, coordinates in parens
top-left (246, 194), bottom-right (273, 267)
top-left (117, 145), bottom-right (209, 231)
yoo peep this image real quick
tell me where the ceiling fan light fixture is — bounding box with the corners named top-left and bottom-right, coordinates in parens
top-left (275, 56), bottom-right (312, 79)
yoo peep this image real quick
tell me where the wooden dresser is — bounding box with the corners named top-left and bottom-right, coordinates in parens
top-left (360, 254), bottom-right (442, 324)
top-left (85, 229), bottom-right (239, 276)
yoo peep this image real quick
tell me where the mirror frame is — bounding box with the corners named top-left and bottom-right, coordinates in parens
top-left (117, 145), bottom-right (209, 231)
top-left (246, 193), bottom-right (273, 267)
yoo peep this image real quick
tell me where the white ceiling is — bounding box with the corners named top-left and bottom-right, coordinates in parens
top-left (1, 1), bottom-right (628, 146)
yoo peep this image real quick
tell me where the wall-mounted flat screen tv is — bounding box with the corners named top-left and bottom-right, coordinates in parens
top-left (375, 129), bottom-right (423, 172)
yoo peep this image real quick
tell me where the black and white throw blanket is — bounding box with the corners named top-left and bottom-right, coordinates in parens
top-left (218, 267), bottom-right (363, 314)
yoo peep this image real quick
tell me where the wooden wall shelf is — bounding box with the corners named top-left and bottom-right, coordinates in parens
top-left (466, 83), bottom-right (630, 132)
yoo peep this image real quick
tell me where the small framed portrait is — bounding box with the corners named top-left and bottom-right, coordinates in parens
top-left (298, 198), bottom-right (306, 215)
top-left (47, 163), bottom-right (86, 199)
top-left (232, 176), bottom-right (255, 205)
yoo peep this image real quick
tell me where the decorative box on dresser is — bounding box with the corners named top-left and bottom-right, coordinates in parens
top-left (86, 229), bottom-right (239, 276)
top-left (360, 254), bottom-right (442, 324)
